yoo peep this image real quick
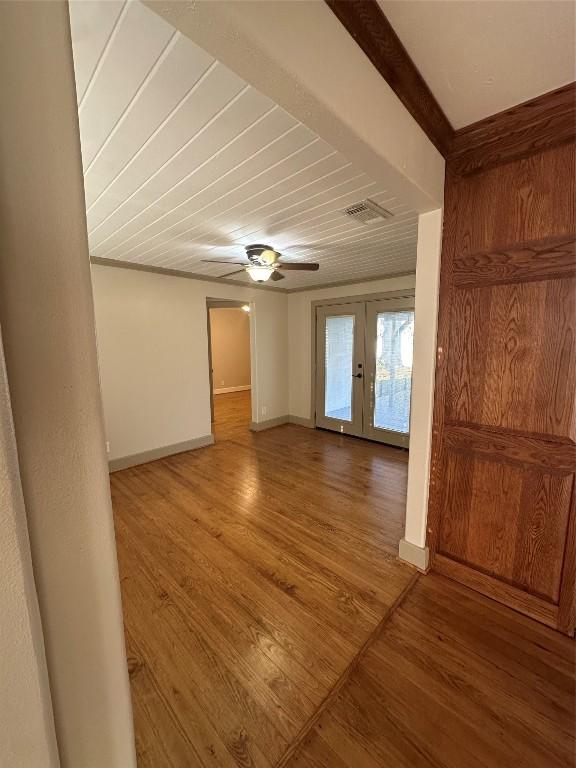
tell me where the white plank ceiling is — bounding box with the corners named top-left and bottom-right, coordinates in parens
top-left (69, 0), bottom-right (418, 290)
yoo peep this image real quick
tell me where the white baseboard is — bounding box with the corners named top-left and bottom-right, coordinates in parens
top-left (288, 415), bottom-right (315, 428)
top-left (213, 385), bottom-right (251, 394)
top-left (250, 415), bottom-right (289, 432)
top-left (250, 414), bottom-right (316, 432)
top-left (109, 434), bottom-right (214, 472)
top-left (398, 538), bottom-right (429, 572)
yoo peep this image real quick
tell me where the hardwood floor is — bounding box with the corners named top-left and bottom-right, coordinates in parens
top-left (113, 391), bottom-right (412, 766)
top-left (111, 392), bottom-right (575, 767)
top-left (212, 389), bottom-right (252, 441)
top-left (285, 574), bottom-right (575, 768)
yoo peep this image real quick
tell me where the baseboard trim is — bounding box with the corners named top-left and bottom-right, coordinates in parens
top-left (109, 434), bottom-right (214, 472)
top-left (288, 415), bottom-right (315, 428)
top-left (398, 538), bottom-right (429, 572)
top-left (250, 416), bottom-right (289, 432)
top-left (213, 385), bottom-right (251, 394)
top-left (250, 415), bottom-right (316, 432)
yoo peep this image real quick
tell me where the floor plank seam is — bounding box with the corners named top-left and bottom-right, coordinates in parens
top-left (274, 570), bottom-right (420, 768)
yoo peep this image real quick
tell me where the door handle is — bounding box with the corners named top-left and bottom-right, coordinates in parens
top-left (353, 373), bottom-right (363, 379)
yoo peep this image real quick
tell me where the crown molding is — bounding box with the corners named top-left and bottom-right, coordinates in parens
top-left (89, 257), bottom-right (286, 292)
top-left (90, 257), bottom-right (415, 295)
top-left (284, 269), bottom-right (416, 293)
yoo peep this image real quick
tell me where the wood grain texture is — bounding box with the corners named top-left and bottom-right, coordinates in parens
top-left (432, 555), bottom-right (559, 630)
top-left (446, 277), bottom-right (576, 441)
top-left (450, 82), bottom-right (576, 176)
top-left (113, 391), bottom-right (415, 767)
top-left (324, 0), bottom-right (453, 156)
top-left (452, 235), bottom-right (576, 288)
top-left (438, 452), bottom-right (573, 602)
top-left (428, 140), bottom-right (576, 633)
top-left (285, 574), bottom-right (575, 768)
top-left (449, 144), bottom-right (576, 252)
top-left (558, 491), bottom-right (576, 633)
top-left (443, 425), bottom-right (576, 473)
top-left (275, 571), bottom-right (419, 768)
top-left (113, 394), bottom-right (576, 764)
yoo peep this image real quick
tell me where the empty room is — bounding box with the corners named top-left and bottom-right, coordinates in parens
top-left (0, 1), bottom-right (574, 768)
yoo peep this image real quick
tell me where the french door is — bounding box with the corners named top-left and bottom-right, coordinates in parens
top-left (315, 296), bottom-right (415, 447)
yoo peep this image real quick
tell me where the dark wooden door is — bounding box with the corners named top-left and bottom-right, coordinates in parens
top-left (428, 142), bottom-right (576, 634)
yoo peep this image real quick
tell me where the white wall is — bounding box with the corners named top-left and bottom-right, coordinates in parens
top-left (288, 275), bottom-right (417, 420)
top-left (0, 2), bottom-right (136, 765)
top-left (210, 308), bottom-right (251, 391)
top-left (403, 211), bottom-right (443, 555)
top-left (0, 330), bottom-right (59, 767)
top-left (91, 265), bottom-right (288, 461)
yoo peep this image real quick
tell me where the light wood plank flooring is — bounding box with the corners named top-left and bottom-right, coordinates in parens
top-left (212, 389), bottom-right (253, 441)
top-left (111, 391), bottom-right (575, 767)
top-left (113, 391), bottom-right (413, 766)
top-left (284, 573), bottom-right (575, 768)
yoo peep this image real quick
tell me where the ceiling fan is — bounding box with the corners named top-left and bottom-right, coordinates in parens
top-left (201, 244), bottom-right (319, 283)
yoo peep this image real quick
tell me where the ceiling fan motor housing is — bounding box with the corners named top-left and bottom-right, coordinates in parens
top-left (245, 244), bottom-right (278, 265)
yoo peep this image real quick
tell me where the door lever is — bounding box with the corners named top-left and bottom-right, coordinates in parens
top-left (353, 373), bottom-right (363, 379)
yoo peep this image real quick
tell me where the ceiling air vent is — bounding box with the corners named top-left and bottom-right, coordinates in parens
top-left (342, 199), bottom-right (393, 224)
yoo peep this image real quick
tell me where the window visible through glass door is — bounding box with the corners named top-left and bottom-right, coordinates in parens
top-left (374, 311), bottom-right (414, 433)
top-left (315, 302), bottom-right (366, 438)
top-left (364, 298), bottom-right (415, 447)
top-left (324, 315), bottom-right (355, 421)
top-left (315, 295), bottom-right (415, 447)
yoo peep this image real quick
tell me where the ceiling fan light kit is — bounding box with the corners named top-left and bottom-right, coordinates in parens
top-left (246, 264), bottom-right (274, 282)
top-left (201, 243), bottom-right (320, 284)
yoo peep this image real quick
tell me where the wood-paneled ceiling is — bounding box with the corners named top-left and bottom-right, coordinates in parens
top-left (69, 0), bottom-right (418, 290)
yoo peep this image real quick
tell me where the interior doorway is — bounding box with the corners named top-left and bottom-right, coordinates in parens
top-left (206, 299), bottom-right (253, 440)
top-left (315, 292), bottom-right (415, 447)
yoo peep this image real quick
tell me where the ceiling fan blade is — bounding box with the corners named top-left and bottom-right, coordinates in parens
top-left (269, 270), bottom-right (285, 281)
top-left (277, 262), bottom-right (319, 271)
top-left (201, 259), bottom-right (249, 265)
top-left (219, 268), bottom-right (248, 278)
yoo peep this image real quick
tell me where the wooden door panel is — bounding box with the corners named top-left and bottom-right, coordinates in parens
top-left (443, 425), bottom-right (576, 473)
top-left (451, 147), bottom-right (575, 252)
top-left (452, 236), bottom-right (576, 287)
top-left (428, 138), bottom-right (576, 634)
top-left (438, 449), bottom-right (573, 603)
top-left (446, 253), bottom-right (576, 441)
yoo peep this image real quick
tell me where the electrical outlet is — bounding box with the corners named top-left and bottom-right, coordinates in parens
top-left (261, 406), bottom-right (267, 416)
top-left (105, 441), bottom-right (111, 454)
top-left (221, 380), bottom-right (224, 386)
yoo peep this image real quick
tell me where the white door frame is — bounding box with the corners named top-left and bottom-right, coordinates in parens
top-left (206, 298), bottom-right (255, 433)
top-left (311, 289), bottom-right (416, 435)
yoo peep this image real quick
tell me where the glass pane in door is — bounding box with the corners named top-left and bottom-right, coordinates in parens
top-left (324, 315), bottom-right (354, 421)
top-left (374, 311), bottom-right (414, 433)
